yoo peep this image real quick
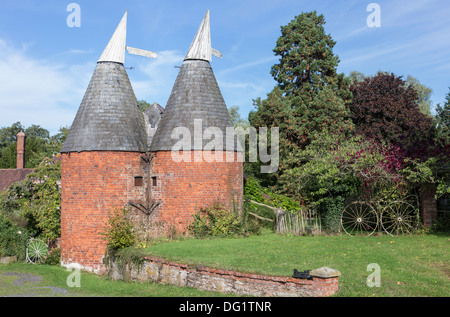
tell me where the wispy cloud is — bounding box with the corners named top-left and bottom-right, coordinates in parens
top-left (381, 0), bottom-right (437, 27)
top-left (0, 39), bottom-right (92, 133)
top-left (217, 77), bottom-right (276, 117)
top-left (218, 56), bottom-right (278, 76)
top-left (130, 50), bottom-right (184, 105)
top-left (52, 48), bottom-right (95, 57)
top-left (339, 41), bottom-right (416, 67)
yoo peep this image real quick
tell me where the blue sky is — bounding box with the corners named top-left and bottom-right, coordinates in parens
top-left (0, 0), bottom-right (449, 135)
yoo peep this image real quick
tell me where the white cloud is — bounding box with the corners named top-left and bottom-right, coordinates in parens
top-left (218, 56), bottom-right (278, 76)
top-left (218, 78), bottom-right (275, 118)
top-left (0, 39), bottom-right (93, 134)
top-left (130, 50), bottom-right (184, 105)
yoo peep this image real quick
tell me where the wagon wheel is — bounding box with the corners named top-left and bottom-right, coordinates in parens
top-left (381, 201), bottom-right (417, 236)
top-left (26, 238), bottom-right (48, 264)
top-left (341, 201), bottom-right (379, 236)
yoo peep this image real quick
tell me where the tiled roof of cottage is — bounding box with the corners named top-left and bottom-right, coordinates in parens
top-left (61, 12), bottom-right (148, 153)
top-left (0, 168), bottom-right (33, 191)
top-left (150, 11), bottom-right (238, 152)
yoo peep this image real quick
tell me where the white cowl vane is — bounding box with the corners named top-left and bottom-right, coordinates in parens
top-left (184, 10), bottom-right (222, 62)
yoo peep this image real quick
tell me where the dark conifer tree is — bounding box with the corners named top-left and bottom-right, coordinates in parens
top-left (250, 11), bottom-right (353, 180)
top-left (436, 88), bottom-right (450, 143)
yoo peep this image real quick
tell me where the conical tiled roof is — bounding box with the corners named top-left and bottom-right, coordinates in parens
top-left (61, 12), bottom-right (148, 153)
top-left (150, 11), bottom-right (237, 152)
top-left (61, 62), bottom-right (147, 152)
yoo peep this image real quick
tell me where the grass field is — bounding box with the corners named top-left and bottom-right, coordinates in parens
top-left (1, 231), bottom-right (448, 297)
top-left (141, 230), bottom-right (450, 297)
top-left (0, 262), bottom-right (225, 297)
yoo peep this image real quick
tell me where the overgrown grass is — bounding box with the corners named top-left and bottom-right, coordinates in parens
top-left (141, 230), bottom-right (450, 297)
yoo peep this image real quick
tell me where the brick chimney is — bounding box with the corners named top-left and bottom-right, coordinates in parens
top-left (16, 132), bottom-right (26, 169)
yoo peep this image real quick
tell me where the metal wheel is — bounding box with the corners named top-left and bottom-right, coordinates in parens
top-left (341, 201), bottom-right (379, 236)
top-left (381, 201), bottom-right (417, 236)
top-left (26, 238), bottom-right (48, 263)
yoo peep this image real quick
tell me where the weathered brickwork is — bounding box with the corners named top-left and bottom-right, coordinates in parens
top-left (61, 151), bottom-right (146, 273)
top-left (151, 151), bottom-right (243, 234)
top-left (419, 183), bottom-right (438, 228)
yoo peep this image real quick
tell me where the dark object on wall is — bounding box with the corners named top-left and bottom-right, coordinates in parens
top-left (293, 269), bottom-right (311, 280)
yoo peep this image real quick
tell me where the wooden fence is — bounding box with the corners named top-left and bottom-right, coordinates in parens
top-left (249, 200), bottom-right (321, 235)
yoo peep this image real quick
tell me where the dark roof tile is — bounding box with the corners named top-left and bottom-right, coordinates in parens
top-left (61, 62), bottom-right (148, 153)
top-left (150, 60), bottom-right (240, 152)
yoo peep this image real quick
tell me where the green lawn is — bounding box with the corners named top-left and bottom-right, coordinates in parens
top-left (1, 231), bottom-right (448, 297)
top-left (141, 230), bottom-right (450, 297)
top-left (0, 262), bottom-right (226, 297)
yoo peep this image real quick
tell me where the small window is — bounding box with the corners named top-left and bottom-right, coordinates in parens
top-left (152, 176), bottom-right (157, 186)
top-left (134, 176), bottom-right (143, 187)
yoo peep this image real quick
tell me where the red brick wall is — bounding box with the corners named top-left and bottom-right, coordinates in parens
top-left (61, 151), bottom-right (146, 273)
top-left (151, 151), bottom-right (243, 234)
top-left (420, 183), bottom-right (438, 228)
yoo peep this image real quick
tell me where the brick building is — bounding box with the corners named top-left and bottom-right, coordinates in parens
top-left (60, 12), bottom-right (149, 273)
top-left (60, 11), bottom-right (243, 273)
top-left (149, 10), bottom-right (243, 233)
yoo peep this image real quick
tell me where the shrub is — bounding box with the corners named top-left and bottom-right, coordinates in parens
top-left (280, 131), bottom-right (425, 232)
top-left (319, 196), bottom-right (345, 234)
top-left (101, 208), bottom-right (136, 250)
top-left (44, 247), bottom-right (61, 265)
top-left (0, 213), bottom-right (29, 261)
top-left (0, 158), bottom-right (61, 242)
top-left (433, 213), bottom-right (450, 232)
top-left (188, 203), bottom-right (243, 238)
top-left (244, 176), bottom-right (301, 213)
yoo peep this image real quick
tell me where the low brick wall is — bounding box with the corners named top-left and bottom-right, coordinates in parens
top-left (107, 256), bottom-right (340, 297)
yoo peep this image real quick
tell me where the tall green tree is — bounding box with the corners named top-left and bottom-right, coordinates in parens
top-left (404, 75), bottom-right (433, 116)
top-left (436, 88), bottom-right (450, 143)
top-left (250, 11), bottom-right (353, 182)
top-left (0, 122), bottom-right (24, 149)
top-left (434, 88), bottom-right (450, 197)
top-left (0, 123), bottom-right (68, 169)
top-left (228, 105), bottom-right (249, 129)
top-left (270, 11), bottom-right (350, 103)
top-left (0, 138), bottom-right (48, 169)
top-left (347, 71), bottom-right (366, 85)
